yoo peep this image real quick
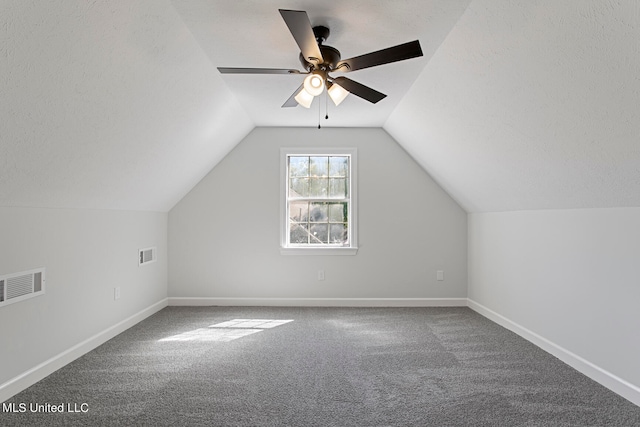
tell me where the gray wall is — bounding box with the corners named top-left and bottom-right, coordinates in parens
top-left (468, 208), bottom-right (640, 389)
top-left (0, 207), bottom-right (167, 387)
top-left (169, 127), bottom-right (467, 301)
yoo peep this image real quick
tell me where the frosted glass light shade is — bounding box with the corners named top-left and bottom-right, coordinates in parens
top-left (294, 88), bottom-right (314, 108)
top-left (303, 74), bottom-right (325, 96)
top-left (328, 82), bottom-right (349, 106)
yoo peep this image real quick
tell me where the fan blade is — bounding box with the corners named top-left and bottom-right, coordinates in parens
top-left (279, 9), bottom-right (323, 64)
top-left (335, 40), bottom-right (423, 72)
top-left (218, 67), bottom-right (302, 74)
top-left (332, 76), bottom-right (386, 104)
top-left (282, 84), bottom-right (304, 108)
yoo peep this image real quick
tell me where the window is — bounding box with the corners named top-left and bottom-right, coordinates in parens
top-left (280, 148), bottom-right (357, 255)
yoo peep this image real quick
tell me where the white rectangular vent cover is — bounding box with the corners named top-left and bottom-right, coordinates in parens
top-left (139, 247), bottom-right (157, 266)
top-left (0, 268), bottom-right (46, 308)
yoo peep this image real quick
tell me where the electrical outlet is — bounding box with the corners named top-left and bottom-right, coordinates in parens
top-left (318, 270), bottom-right (325, 281)
top-left (436, 270), bottom-right (444, 281)
top-left (114, 287), bottom-right (121, 300)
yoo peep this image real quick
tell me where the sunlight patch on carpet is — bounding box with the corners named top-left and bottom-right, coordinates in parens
top-left (211, 319), bottom-right (294, 329)
top-left (159, 319), bottom-right (294, 342)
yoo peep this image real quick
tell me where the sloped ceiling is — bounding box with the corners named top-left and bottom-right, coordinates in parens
top-left (2, 0), bottom-right (639, 213)
top-left (386, 0), bottom-right (640, 212)
top-left (1, 0), bottom-right (253, 212)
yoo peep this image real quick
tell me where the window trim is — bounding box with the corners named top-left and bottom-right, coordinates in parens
top-left (280, 147), bottom-right (358, 256)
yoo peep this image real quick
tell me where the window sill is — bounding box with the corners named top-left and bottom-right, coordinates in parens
top-left (280, 247), bottom-right (358, 256)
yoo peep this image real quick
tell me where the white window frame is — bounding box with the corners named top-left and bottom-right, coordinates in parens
top-left (280, 147), bottom-right (358, 255)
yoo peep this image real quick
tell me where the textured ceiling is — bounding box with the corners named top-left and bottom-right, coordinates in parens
top-left (1, 0), bottom-right (253, 211)
top-left (386, 0), bottom-right (640, 212)
top-left (2, 0), bottom-right (639, 213)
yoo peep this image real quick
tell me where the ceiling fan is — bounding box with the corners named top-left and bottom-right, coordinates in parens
top-left (218, 9), bottom-right (424, 108)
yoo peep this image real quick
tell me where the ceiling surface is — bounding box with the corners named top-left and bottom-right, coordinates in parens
top-left (172, 0), bottom-right (472, 127)
top-left (2, 0), bottom-right (639, 213)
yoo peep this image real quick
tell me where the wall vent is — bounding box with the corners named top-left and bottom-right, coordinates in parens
top-left (139, 247), bottom-right (157, 266)
top-left (0, 268), bottom-right (46, 308)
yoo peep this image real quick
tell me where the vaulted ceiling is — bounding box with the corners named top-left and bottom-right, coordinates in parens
top-left (2, 0), bottom-right (639, 213)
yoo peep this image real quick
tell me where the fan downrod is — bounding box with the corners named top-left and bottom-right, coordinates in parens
top-left (313, 26), bottom-right (330, 44)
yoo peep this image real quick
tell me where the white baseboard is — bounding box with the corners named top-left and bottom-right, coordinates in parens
top-left (168, 297), bottom-right (468, 307)
top-left (0, 298), bottom-right (168, 403)
top-left (467, 298), bottom-right (640, 407)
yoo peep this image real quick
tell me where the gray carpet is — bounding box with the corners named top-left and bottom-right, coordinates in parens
top-left (2, 306), bottom-right (639, 426)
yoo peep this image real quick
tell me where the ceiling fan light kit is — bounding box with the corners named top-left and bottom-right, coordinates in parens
top-left (294, 87), bottom-right (315, 108)
top-left (218, 8), bottom-right (424, 112)
top-left (303, 73), bottom-right (325, 97)
top-left (327, 82), bottom-right (349, 106)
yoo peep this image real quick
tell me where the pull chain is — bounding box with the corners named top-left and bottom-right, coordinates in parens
top-left (325, 89), bottom-right (329, 120)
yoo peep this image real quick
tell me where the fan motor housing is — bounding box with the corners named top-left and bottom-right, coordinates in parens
top-left (299, 45), bottom-right (341, 71)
